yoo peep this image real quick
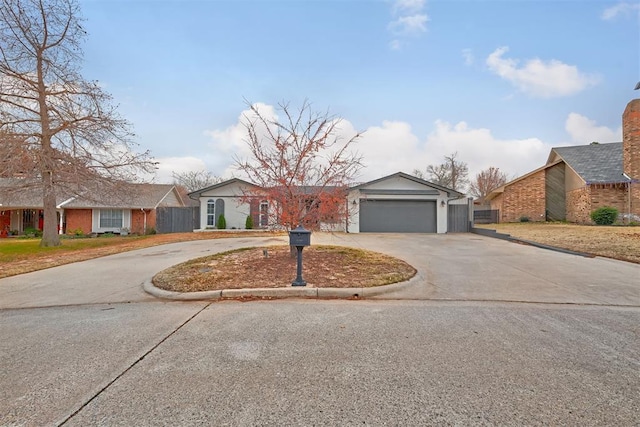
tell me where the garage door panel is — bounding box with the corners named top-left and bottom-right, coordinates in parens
top-left (359, 199), bottom-right (436, 233)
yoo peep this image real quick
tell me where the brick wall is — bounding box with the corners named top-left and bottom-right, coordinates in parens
top-left (489, 193), bottom-right (504, 220)
top-left (567, 184), bottom-right (633, 224)
top-left (566, 187), bottom-right (591, 223)
top-left (590, 184), bottom-right (628, 213)
top-left (623, 99), bottom-right (640, 217)
top-left (500, 170), bottom-right (546, 222)
top-left (65, 209), bottom-right (92, 234)
top-left (131, 209), bottom-right (157, 234)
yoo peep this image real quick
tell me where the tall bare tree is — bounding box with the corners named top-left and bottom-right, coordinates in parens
top-left (172, 170), bottom-right (223, 193)
top-left (469, 166), bottom-right (508, 200)
top-left (235, 100), bottom-right (363, 231)
top-left (415, 152), bottom-right (469, 192)
top-left (0, 0), bottom-right (155, 246)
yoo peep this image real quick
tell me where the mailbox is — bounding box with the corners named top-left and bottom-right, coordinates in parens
top-left (289, 225), bottom-right (311, 247)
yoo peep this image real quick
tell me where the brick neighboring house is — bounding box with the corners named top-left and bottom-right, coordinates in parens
top-left (486, 99), bottom-right (640, 223)
top-left (0, 181), bottom-right (185, 236)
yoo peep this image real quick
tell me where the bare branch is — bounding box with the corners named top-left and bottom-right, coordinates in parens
top-left (234, 100), bottom-right (363, 230)
top-left (0, 0), bottom-right (155, 246)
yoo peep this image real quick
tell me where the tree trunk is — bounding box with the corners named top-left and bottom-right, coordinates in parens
top-left (37, 49), bottom-right (60, 247)
top-left (40, 170), bottom-right (60, 247)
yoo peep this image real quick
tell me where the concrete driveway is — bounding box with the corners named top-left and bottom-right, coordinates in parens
top-left (1, 232), bottom-right (638, 308)
top-left (1, 233), bottom-right (639, 426)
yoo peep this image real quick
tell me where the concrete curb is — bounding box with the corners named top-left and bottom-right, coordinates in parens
top-left (470, 227), bottom-right (594, 258)
top-left (142, 272), bottom-right (419, 301)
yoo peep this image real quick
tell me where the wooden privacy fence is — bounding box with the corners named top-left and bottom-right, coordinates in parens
top-left (447, 203), bottom-right (472, 232)
top-left (156, 207), bottom-right (198, 233)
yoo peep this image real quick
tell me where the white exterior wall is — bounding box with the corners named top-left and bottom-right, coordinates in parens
top-left (197, 181), bottom-right (254, 230)
top-left (346, 175), bottom-right (451, 233)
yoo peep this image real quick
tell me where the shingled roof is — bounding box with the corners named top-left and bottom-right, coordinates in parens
top-left (549, 142), bottom-right (624, 184)
top-left (0, 179), bottom-right (183, 209)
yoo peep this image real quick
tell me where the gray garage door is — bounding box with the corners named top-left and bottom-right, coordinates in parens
top-left (359, 199), bottom-right (437, 233)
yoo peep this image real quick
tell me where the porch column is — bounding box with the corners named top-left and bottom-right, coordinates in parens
top-left (58, 209), bottom-right (64, 234)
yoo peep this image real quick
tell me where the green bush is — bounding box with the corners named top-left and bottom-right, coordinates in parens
top-left (145, 227), bottom-right (156, 235)
top-left (519, 216), bottom-right (530, 222)
top-left (245, 215), bottom-right (254, 229)
top-left (590, 206), bottom-right (618, 225)
top-left (23, 227), bottom-right (42, 238)
top-left (217, 214), bottom-right (226, 230)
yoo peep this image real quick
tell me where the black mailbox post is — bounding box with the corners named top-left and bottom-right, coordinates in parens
top-left (289, 225), bottom-right (311, 286)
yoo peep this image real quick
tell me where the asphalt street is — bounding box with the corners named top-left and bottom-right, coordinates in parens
top-left (1, 233), bottom-right (639, 426)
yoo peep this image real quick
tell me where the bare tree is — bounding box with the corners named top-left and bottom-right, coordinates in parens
top-left (0, 0), bottom-right (155, 246)
top-left (235, 100), bottom-right (363, 232)
top-left (172, 170), bottom-right (223, 193)
top-left (415, 152), bottom-right (469, 192)
top-left (469, 166), bottom-right (508, 200)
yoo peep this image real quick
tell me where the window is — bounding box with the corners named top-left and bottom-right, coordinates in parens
top-left (99, 209), bottom-right (123, 228)
top-left (207, 199), bottom-right (215, 226)
top-left (259, 201), bottom-right (268, 227)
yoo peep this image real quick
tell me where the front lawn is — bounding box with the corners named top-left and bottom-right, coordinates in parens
top-left (0, 231), bottom-right (284, 279)
top-left (475, 222), bottom-right (640, 264)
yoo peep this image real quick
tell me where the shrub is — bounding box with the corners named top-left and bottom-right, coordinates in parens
top-left (519, 216), bottom-right (530, 222)
top-left (245, 215), bottom-right (254, 229)
top-left (590, 206), bottom-right (618, 225)
top-left (23, 227), bottom-right (42, 237)
top-left (217, 214), bottom-right (226, 230)
top-left (145, 227), bottom-right (156, 235)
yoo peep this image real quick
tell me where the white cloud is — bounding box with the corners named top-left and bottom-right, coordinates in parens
top-left (349, 119), bottom-right (549, 183)
top-left (154, 156), bottom-right (208, 184)
top-left (565, 113), bottom-right (622, 144)
top-left (486, 46), bottom-right (600, 98)
top-left (202, 102), bottom-right (594, 191)
top-left (388, 14), bottom-right (429, 36)
top-left (389, 39), bottom-right (403, 50)
top-left (387, 0), bottom-right (428, 48)
top-left (462, 48), bottom-right (474, 66)
top-left (602, 2), bottom-right (640, 20)
top-left (393, 0), bottom-right (426, 14)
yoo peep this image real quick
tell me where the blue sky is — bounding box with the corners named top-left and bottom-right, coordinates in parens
top-left (79, 0), bottom-right (640, 186)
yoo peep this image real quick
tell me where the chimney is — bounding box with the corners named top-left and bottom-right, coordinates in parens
top-left (623, 99), bottom-right (640, 179)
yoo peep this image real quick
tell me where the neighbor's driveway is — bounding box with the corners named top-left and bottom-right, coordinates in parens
top-left (0, 233), bottom-right (639, 309)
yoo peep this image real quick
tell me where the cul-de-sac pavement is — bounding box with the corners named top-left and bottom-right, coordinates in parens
top-left (1, 233), bottom-right (638, 426)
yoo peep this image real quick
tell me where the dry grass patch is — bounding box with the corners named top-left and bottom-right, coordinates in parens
top-left (0, 231), bottom-right (284, 279)
top-left (475, 223), bottom-right (640, 264)
top-left (152, 245), bottom-right (417, 292)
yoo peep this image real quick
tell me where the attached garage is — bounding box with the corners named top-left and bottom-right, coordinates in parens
top-left (347, 172), bottom-right (464, 234)
top-left (359, 199), bottom-right (437, 233)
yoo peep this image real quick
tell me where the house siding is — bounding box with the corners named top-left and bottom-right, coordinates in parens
top-left (623, 100), bottom-right (640, 217)
top-left (590, 184), bottom-right (628, 218)
top-left (65, 209), bottom-right (93, 234)
top-left (500, 169), bottom-right (546, 222)
top-left (158, 190), bottom-right (181, 207)
top-left (488, 193), bottom-right (504, 219)
top-left (197, 181), bottom-right (253, 230)
top-left (346, 176), bottom-right (450, 233)
top-left (566, 187), bottom-right (591, 224)
top-left (131, 209), bottom-right (158, 234)
top-left (545, 163), bottom-right (566, 221)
